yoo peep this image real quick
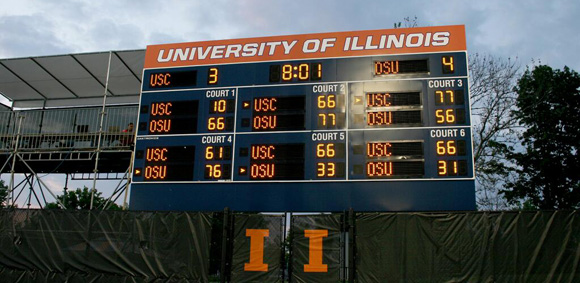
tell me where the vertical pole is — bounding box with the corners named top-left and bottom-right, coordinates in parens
top-left (348, 208), bottom-right (355, 283)
top-left (280, 212), bottom-right (287, 283)
top-left (287, 212), bottom-right (293, 282)
top-left (122, 149), bottom-right (135, 210)
top-left (220, 207), bottom-right (230, 283)
top-left (8, 115), bottom-right (24, 207)
top-left (63, 173), bottom-right (69, 207)
top-left (90, 51), bottom-right (112, 210)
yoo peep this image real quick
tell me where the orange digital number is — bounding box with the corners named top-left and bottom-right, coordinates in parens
top-left (208, 67), bottom-right (219, 85)
top-left (435, 109), bottom-right (456, 124)
top-left (318, 113), bottom-right (336, 126)
top-left (452, 160), bottom-right (459, 175)
top-left (438, 160), bottom-right (465, 176)
top-left (282, 64), bottom-right (293, 81)
top-left (446, 90), bottom-right (455, 103)
top-left (205, 164), bottom-right (222, 178)
top-left (435, 91), bottom-right (445, 105)
top-left (317, 94), bottom-right (336, 109)
top-left (437, 160), bottom-right (447, 176)
top-left (208, 117), bottom-right (225, 131)
top-left (436, 141), bottom-right (457, 155)
top-left (435, 90), bottom-right (455, 105)
top-left (313, 63), bottom-right (322, 79)
top-left (205, 146), bottom-right (214, 160)
top-left (317, 162), bottom-right (336, 177)
top-left (442, 56), bottom-right (454, 74)
top-left (316, 143), bottom-right (335, 158)
top-left (298, 63), bottom-right (309, 80)
top-left (212, 100), bottom-right (227, 113)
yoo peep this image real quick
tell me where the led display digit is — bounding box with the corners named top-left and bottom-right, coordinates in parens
top-left (437, 160), bottom-right (468, 176)
top-left (441, 56), bottom-right (455, 74)
top-left (316, 162), bottom-right (346, 178)
top-left (434, 90), bottom-right (464, 105)
top-left (435, 140), bottom-right (466, 156)
top-left (434, 108), bottom-right (466, 125)
top-left (207, 116), bottom-right (234, 131)
top-left (209, 99), bottom-right (235, 114)
top-left (207, 67), bottom-right (219, 85)
top-left (204, 164), bottom-right (232, 179)
top-left (205, 145), bottom-right (233, 160)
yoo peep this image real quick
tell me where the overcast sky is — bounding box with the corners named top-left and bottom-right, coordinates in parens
top-left (1, 0), bottom-right (579, 70)
top-left (1, 0), bottom-right (579, 208)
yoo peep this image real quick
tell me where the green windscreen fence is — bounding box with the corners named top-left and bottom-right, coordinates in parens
top-left (230, 214), bottom-right (284, 283)
top-left (290, 214), bottom-right (343, 283)
top-left (0, 210), bottom-right (212, 282)
top-left (0, 210), bottom-right (578, 282)
top-left (355, 211), bottom-right (580, 282)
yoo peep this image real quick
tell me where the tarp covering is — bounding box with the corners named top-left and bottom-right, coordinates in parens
top-left (291, 214), bottom-right (342, 283)
top-left (1, 210), bottom-right (578, 282)
top-left (230, 214), bottom-right (284, 283)
top-left (355, 211), bottom-right (580, 282)
top-left (0, 209), bottom-right (212, 282)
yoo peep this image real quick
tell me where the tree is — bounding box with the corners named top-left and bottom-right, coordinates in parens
top-left (393, 16), bottom-right (418, 29)
top-left (45, 186), bottom-right (121, 210)
top-left (469, 54), bottom-right (521, 210)
top-left (0, 180), bottom-right (8, 208)
top-left (501, 65), bottom-right (580, 209)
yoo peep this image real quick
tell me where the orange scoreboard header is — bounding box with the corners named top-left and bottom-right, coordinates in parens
top-left (144, 25), bottom-right (466, 69)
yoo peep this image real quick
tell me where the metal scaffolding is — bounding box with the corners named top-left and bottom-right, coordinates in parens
top-left (0, 50), bottom-right (145, 209)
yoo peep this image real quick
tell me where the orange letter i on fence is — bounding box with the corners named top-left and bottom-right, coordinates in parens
top-left (304, 229), bottom-right (328, 273)
top-left (244, 229), bottom-right (269, 272)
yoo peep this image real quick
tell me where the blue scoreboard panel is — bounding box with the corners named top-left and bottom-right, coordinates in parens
top-left (130, 26), bottom-right (476, 211)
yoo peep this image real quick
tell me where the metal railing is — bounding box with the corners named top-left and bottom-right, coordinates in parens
top-left (0, 105), bottom-right (138, 152)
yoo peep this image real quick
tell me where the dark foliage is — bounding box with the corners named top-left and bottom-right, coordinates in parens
top-left (501, 65), bottom-right (580, 209)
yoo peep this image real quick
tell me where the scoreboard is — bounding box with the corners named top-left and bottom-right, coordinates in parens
top-left (130, 25), bottom-right (476, 212)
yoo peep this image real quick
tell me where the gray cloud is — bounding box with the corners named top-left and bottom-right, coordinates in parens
top-left (0, 0), bottom-right (579, 70)
top-left (0, 15), bottom-right (70, 57)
